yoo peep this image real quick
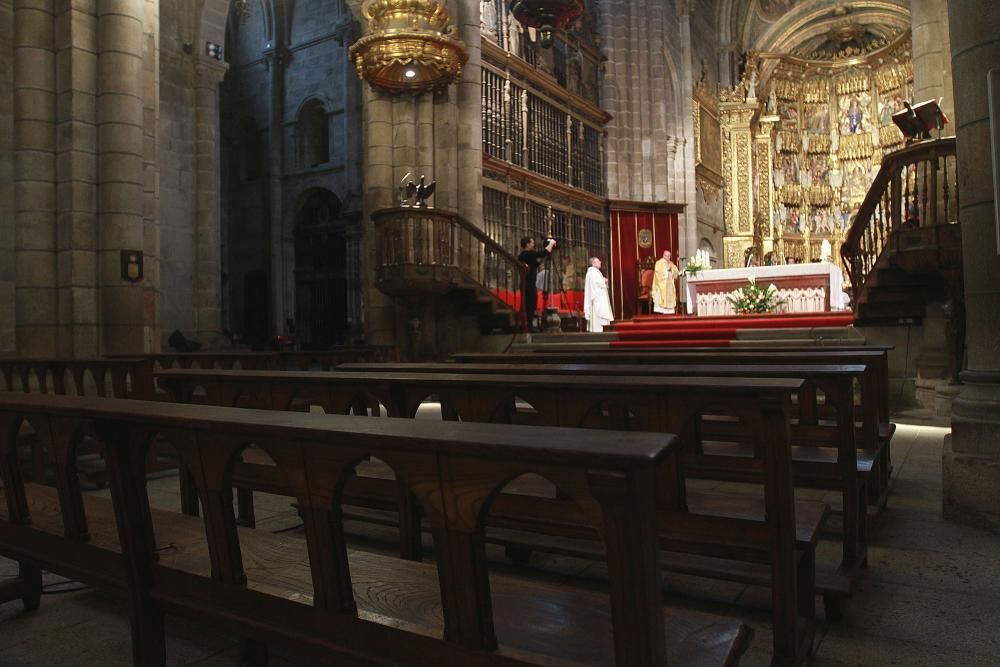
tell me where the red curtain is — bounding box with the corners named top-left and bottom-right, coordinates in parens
top-left (608, 208), bottom-right (679, 320)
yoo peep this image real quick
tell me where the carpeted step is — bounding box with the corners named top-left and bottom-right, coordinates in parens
top-left (609, 339), bottom-right (734, 348)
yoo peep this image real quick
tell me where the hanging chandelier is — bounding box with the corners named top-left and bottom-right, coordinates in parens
top-left (509, 0), bottom-right (584, 49)
top-left (350, 0), bottom-right (468, 94)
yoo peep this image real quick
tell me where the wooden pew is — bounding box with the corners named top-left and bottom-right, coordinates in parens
top-left (0, 392), bottom-right (750, 666)
top-left (109, 347), bottom-right (394, 399)
top-left (453, 348), bottom-right (894, 507)
top-left (0, 357), bottom-right (165, 484)
top-left (337, 361), bottom-right (871, 573)
top-left (157, 368), bottom-right (825, 663)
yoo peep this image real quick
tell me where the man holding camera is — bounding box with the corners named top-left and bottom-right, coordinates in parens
top-left (518, 236), bottom-right (557, 332)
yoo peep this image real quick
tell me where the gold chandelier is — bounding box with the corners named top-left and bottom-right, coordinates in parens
top-left (350, 0), bottom-right (468, 94)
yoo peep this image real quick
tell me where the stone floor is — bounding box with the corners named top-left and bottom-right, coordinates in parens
top-left (1, 420), bottom-right (999, 666)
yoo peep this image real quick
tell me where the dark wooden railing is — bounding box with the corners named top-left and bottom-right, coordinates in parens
top-left (841, 137), bottom-right (958, 293)
top-left (373, 207), bottom-right (527, 329)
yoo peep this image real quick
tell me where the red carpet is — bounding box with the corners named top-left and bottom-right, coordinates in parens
top-left (608, 311), bottom-right (855, 348)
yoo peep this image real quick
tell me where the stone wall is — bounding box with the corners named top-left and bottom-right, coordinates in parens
top-left (219, 0), bottom-right (362, 345)
top-left (599, 0), bottom-right (713, 263)
top-left (0, 0), bottom-right (15, 353)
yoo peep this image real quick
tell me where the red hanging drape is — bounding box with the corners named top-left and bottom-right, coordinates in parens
top-left (608, 204), bottom-right (681, 320)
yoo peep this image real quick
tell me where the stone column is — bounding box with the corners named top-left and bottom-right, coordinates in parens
top-left (14, 0), bottom-right (58, 356)
top-left (719, 96), bottom-right (756, 268)
top-left (54, 0), bottom-right (100, 357)
top-left (361, 86), bottom-right (396, 347)
top-left (943, 0), bottom-right (1000, 532)
top-left (455, 0), bottom-right (482, 225)
top-left (141, 0), bottom-right (160, 348)
top-left (678, 3), bottom-right (698, 261)
top-left (193, 59), bottom-right (226, 347)
top-left (97, 0), bottom-right (148, 354)
top-left (912, 0), bottom-right (954, 124)
top-left (265, 36), bottom-right (288, 338)
top-left (0, 0), bottom-right (17, 353)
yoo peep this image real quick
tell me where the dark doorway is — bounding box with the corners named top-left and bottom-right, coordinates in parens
top-left (294, 189), bottom-right (348, 348)
top-left (243, 269), bottom-right (269, 348)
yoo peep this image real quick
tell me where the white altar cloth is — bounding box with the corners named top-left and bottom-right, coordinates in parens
top-left (685, 262), bottom-right (847, 316)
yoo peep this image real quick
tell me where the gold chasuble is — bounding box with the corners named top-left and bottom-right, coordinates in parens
top-left (652, 258), bottom-right (679, 313)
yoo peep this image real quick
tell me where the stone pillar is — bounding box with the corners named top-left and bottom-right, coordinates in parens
top-left (361, 86), bottom-right (396, 347)
top-left (356, 0), bottom-right (482, 351)
top-left (54, 0), bottom-right (100, 357)
top-left (719, 96), bottom-right (756, 268)
top-left (455, 0), bottom-right (482, 225)
top-left (677, 3), bottom-right (698, 262)
top-left (912, 0), bottom-right (954, 124)
top-left (0, 0), bottom-right (17, 353)
top-left (97, 0), bottom-right (148, 354)
top-left (943, 0), bottom-right (1000, 532)
top-left (265, 34), bottom-right (288, 337)
top-left (141, 0), bottom-right (160, 349)
top-left (193, 60), bottom-right (226, 346)
top-left (14, 0), bottom-right (58, 356)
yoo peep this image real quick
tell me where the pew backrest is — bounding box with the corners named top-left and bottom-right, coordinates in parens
top-left (0, 391), bottom-right (676, 665)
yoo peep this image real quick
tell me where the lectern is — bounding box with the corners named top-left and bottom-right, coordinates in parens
top-left (892, 99), bottom-right (948, 143)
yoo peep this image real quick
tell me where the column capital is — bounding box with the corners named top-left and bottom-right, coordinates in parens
top-left (195, 57), bottom-right (229, 86)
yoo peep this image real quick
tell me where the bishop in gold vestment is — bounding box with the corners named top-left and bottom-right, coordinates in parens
top-left (652, 250), bottom-right (679, 314)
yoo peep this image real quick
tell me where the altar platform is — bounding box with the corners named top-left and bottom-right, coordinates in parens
top-left (508, 310), bottom-right (859, 350)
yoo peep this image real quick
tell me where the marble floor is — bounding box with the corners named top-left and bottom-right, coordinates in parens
top-left (1, 419), bottom-right (998, 666)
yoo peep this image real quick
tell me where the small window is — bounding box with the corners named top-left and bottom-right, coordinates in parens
top-left (298, 100), bottom-right (329, 168)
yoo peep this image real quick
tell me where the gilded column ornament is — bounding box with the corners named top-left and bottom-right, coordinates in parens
top-left (719, 84), bottom-right (758, 265)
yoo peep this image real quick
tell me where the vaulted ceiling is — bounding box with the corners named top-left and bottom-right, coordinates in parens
top-left (717, 0), bottom-right (911, 55)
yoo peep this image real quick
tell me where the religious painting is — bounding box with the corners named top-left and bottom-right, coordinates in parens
top-left (878, 92), bottom-right (904, 127)
top-left (808, 155), bottom-right (829, 187)
top-left (804, 103), bottom-right (830, 132)
top-left (808, 208), bottom-right (837, 235)
top-left (839, 92), bottom-right (872, 135)
top-left (757, 0), bottom-right (801, 20)
top-left (775, 154), bottom-right (799, 188)
top-left (845, 162), bottom-right (872, 202)
top-left (698, 104), bottom-right (722, 177)
top-left (781, 206), bottom-right (802, 235)
top-left (778, 101), bottom-right (799, 130)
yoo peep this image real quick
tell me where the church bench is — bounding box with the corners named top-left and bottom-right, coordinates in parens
top-left (108, 347), bottom-right (393, 399)
top-left (452, 348), bottom-right (894, 507)
top-left (157, 368), bottom-right (826, 662)
top-left (0, 392), bottom-right (751, 666)
top-left (0, 357), bottom-right (169, 484)
top-left (337, 361), bottom-right (872, 570)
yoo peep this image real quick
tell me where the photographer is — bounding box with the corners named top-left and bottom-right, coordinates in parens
top-left (517, 236), bottom-right (556, 332)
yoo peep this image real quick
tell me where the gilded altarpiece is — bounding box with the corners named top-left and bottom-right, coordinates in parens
top-left (718, 32), bottom-right (914, 272)
top-left (693, 79), bottom-right (723, 204)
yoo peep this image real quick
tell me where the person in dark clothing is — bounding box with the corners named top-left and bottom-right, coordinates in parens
top-left (517, 236), bottom-right (556, 332)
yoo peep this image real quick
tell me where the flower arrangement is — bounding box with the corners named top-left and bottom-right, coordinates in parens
top-left (683, 248), bottom-right (711, 276)
top-left (727, 277), bottom-right (785, 314)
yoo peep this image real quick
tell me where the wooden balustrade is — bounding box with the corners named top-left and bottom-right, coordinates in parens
top-left (841, 137), bottom-right (958, 293)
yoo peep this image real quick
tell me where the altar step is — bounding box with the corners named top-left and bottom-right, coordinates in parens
top-left (607, 312), bottom-right (856, 348)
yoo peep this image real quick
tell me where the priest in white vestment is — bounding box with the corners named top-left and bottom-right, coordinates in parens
top-left (584, 257), bottom-right (614, 332)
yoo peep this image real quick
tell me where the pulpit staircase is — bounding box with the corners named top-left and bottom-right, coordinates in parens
top-left (841, 137), bottom-right (963, 326)
top-left (373, 207), bottom-right (525, 336)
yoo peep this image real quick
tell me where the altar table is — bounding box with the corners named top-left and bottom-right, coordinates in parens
top-left (685, 262), bottom-right (847, 316)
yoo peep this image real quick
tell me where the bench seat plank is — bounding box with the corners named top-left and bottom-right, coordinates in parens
top-left (0, 483), bottom-right (751, 667)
